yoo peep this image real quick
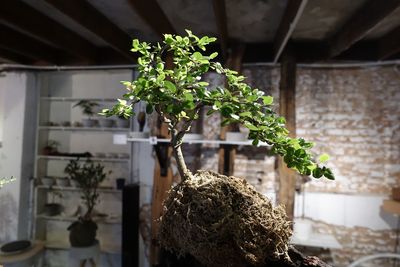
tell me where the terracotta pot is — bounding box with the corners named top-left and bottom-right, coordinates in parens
top-left (68, 219), bottom-right (98, 247)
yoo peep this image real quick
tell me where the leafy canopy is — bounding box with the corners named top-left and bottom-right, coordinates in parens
top-left (102, 30), bottom-right (334, 180)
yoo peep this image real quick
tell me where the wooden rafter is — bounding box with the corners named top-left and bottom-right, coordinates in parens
top-left (328, 0), bottom-right (400, 58)
top-left (127, 0), bottom-right (176, 38)
top-left (212, 0), bottom-right (229, 59)
top-left (273, 0), bottom-right (308, 63)
top-left (378, 25), bottom-right (400, 60)
top-left (0, 0), bottom-right (97, 61)
top-left (0, 48), bottom-right (34, 64)
top-left (43, 0), bottom-right (134, 61)
top-left (0, 24), bottom-right (62, 64)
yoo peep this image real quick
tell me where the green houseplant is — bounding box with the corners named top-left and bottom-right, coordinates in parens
top-left (64, 158), bottom-right (110, 247)
top-left (73, 100), bottom-right (99, 127)
top-left (103, 31), bottom-right (334, 266)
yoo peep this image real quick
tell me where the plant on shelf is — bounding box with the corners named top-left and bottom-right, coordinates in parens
top-left (44, 188), bottom-right (63, 216)
top-left (73, 100), bottom-right (99, 127)
top-left (102, 31), bottom-right (334, 266)
top-left (64, 158), bottom-right (110, 247)
top-left (42, 140), bottom-right (60, 155)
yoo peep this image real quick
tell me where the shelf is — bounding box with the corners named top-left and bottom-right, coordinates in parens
top-left (37, 155), bottom-right (129, 162)
top-left (40, 97), bottom-right (117, 102)
top-left (45, 242), bottom-right (121, 254)
top-left (39, 126), bottom-right (129, 132)
top-left (291, 232), bottom-right (342, 249)
top-left (36, 185), bottom-right (122, 193)
top-left (36, 214), bottom-right (121, 224)
top-left (127, 136), bottom-right (271, 146)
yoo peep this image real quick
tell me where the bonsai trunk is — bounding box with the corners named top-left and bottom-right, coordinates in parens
top-left (171, 123), bottom-right (194, 181)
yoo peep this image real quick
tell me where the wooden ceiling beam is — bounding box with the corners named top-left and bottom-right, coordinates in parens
top-left (0, 24), bottom-right (63, 64)
top-left (328, 0), bottom-right (400, 58)
top-left (0, 0), bottom-right (98, 61)
top-left (378, 25), bottom-right (400, 60)
top-left (273, 0), bottom-right (308, 63)
top-left (43, 0), bottom-right (135, 61)
top-left (127, 0), bottom-right (176, 38)
top-left (212, 0), bottom-right (229, 59)
top-left (0, 48), bottom-right (34, 64)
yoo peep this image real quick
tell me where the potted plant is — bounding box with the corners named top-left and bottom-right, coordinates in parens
top-left (64, 158), bottom-right (110, 247)
top-left (42, 140), bottom-right (60, 155)
top-left (103, 31), bottom-right (334, 266)
top-left (73, 100), bottom-right (100, 127)
top-left (44, 188), bottom-right (63, 216)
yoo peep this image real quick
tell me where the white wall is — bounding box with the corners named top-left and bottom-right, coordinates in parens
top-left (0, 71), bottom-right (37, 242)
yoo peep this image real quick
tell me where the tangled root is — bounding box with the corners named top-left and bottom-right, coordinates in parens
top-left (159, 170), bottom-right (292, 267)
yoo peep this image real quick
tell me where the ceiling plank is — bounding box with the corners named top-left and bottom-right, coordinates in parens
top-left (127, 0), bottom-right (176, 38)
top-left (43, 0), bottom-right (134, 61)
top-left (272, 0), bottom-right (308, 63)
top-left (0, 48), bottom-right (34, 64)
top-left (212, 0), bottom-right (229, 59)
top-left (0, 0), bottom-right (98, 61)
top-left (378, 25), bottom-right (400, 60)
top-left (0, 24), bottom-right (63, 64)
top-left (328, 0), bottom-right (400, 58)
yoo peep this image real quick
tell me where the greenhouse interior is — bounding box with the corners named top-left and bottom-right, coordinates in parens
top-left (0, 0), bottom-right (399, 267)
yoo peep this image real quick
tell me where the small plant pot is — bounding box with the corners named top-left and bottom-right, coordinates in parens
top-left (44, 203), bottom-right (63, 216)
top-left (68, 219), bottom-right (98, 247)
top-left (82, 119), bottom-right (96, 127)
top-left (41, 177), bottom-right (54, 186)
top-left (115, 118), bottom-right (129, 128)
top-left (98, 118), bottom-right (114, 128)
top-left (56, 177), bottom-right (70, 187)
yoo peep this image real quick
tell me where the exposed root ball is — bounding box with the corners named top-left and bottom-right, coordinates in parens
top-left (159, 170), bottom-right (292, 267)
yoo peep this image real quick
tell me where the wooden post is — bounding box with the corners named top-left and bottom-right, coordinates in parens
top-left (149, 53), bottom-right (174, 265)
top-left (218, 44), bottom-right (245, 176)
top-left (277, 48), bottom-right (297, 220)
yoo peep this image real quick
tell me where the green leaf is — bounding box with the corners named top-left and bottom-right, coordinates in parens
top-left (319, 153), bottom-right (330, 163)
top-left (324, 168), bottom-right (335, 180)
top-left (164, 81), bottom-right (177, 93)
top-left (192, 52), bottom-right (203, 60)
top-left (262, 96), bottom-right (274, 105)
top-left (239, 111), bottom-right (252, 117)
top-left (183, 93), bottom-right (194, 101)
top-left (146, 104), bottom-right (153, 114)
top-left (209, 52), bottom-right (218, 59)
top-left (230, 114), bottom-right (240, 120)
top-left (244, 122), bottom-right (259, 131)
top-left (312, 167), bottom-right (323, 178)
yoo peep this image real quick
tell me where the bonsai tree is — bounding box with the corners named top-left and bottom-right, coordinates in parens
top-left (73, 100), bottom-right (99, 127)
top-left (103, 31), bottom-right (334, 266)
top-left (64, 158), bottom-right (110, 247)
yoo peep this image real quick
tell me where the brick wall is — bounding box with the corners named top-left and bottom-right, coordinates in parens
top-left (196, 65), bottom-right (400, 266)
